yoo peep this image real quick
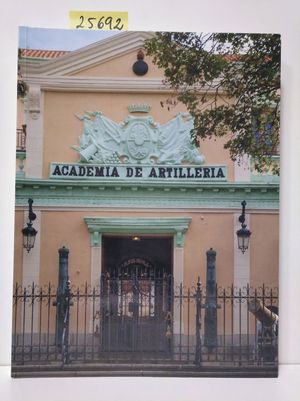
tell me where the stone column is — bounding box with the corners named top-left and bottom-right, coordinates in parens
top-left (234, 155), bottom-right (251, 336)
top-left (233, 213), bottom-right (251, 335)
top-left (90, 231), bottom-right (102, 289)
top-left (173, 230), bottom-right (186, 335)
top-left (22, 209), bottom-right (41, 333)
top-left (89, 232), bottom-right (102, 333)
top-left (24, 84), bottom-right (44, 178)
top-left (22, 210), bottom-right (41, 287)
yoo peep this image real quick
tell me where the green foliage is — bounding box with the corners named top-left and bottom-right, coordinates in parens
top-left (145, 33), bottom-right (280, 174)
top-left (17, 49), bottom-right (28, 99)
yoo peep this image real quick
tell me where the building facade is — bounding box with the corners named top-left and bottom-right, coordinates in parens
top-left (13, 31), bottom-right (279, 377)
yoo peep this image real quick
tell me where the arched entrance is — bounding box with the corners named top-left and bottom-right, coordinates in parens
top-left (101, 235), bottom-right (173, 357)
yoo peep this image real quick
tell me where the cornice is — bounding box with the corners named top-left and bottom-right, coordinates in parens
top-left (15, 178), bottom-right (279, 210)
top-left (85, 217), bottom-right (191, 233)
top-left (84, 217), bottom-right (192, 247)
top-left (24, 76), bottom-right (167, 93)
top-left (23, 76), bottom-right (222, 94)
top-left (14, 206), bottom-right (279, 214)
top-left (15, 178), bottom-right (279, 190)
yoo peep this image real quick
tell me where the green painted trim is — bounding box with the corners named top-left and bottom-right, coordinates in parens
top-left (16, 152), bottom-right (26, 178)
top-left (90, 231), bottom-right (101, 247)
top-left (250, 174), bottom-right (280, 184)
top-left (84, 217), bottom-right (192, 248)
top-left (16, 171), bottom-right (25, 179)
top-left (15, 178), bottom-right (279, 210)
top-left (16, 151), bottom-right (26, 160)
top-left (175, 231), bottom-right (184, 247)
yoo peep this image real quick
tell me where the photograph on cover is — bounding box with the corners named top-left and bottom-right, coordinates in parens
top-left (13, 28), bottom-right (280, 378)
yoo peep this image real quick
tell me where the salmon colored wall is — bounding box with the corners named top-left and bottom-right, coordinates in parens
top-left (14, 209), bottom-right (279, 319)
top-left (39, 212), bottom-right (91, 286)
top-left (250, 213), bottom-right (279, 288)
top-left (16, 210), bottom-right (281, 288)
top-left (200, 136), bottom-right (234, 180)
top-left (184, 213), bottom-right (234, 287)
top-left (42, 91), bottom-right (234, 180)
top-left (29, 210), bottom-right (236, 288)
top-left (13, 211), bottom-right (24, 285)
top-left (70, 51), bottom-right (162, 78)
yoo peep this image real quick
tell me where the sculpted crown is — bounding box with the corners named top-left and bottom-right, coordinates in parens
top-left (127, 104), bottom-right (151, 113)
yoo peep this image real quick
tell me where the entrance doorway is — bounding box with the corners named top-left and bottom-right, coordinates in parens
top-left (101, 235), bottom-right (173, 357)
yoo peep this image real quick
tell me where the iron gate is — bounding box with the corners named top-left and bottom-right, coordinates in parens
top-left (12, 279), bottom-right (278, 373)
top-left (100, 263), bottom-right (173, 357)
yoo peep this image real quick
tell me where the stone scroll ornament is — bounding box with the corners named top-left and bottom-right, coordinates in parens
top-left (73, 111), bottom-right (205, 165)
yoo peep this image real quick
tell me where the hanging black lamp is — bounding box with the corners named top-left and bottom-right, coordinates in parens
top-left (236, 200), bottom-right (251, 254)
top-left (22, 198), bottom-right (38, 253)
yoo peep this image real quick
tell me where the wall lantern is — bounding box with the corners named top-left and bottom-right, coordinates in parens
top-left (236, 200), bottom-right (251, 254)
top-left (22, 198), bottom-right (37, 253)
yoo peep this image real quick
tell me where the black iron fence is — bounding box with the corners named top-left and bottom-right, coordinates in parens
top-left (12, 277), bottom-right (278, 371)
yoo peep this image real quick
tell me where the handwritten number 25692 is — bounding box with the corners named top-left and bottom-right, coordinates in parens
top-left (76, 16), bottom-right (124, 30)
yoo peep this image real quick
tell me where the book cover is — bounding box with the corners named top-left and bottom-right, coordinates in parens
top-left (13, 27), bottom-right (280, 378)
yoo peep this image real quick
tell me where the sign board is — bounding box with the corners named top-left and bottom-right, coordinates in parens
top-left (50, 163), bottom-right (227, 181)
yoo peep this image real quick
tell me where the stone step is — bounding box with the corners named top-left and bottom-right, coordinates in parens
top-left (11, 362), bottom-right (277, 378)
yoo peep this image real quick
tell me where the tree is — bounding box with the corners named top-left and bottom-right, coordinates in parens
top-left (17, 49), bottom-right (28, 99)
top-left (144, 33), bottom-right (280, 174)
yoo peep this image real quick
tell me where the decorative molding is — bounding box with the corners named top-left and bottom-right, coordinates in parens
top-left (128, 103), bottom-right (151, 113)
top-left (25, 76), bottom-right (167, 93)
top-left (21, 32), bottom-right (226, 95)
top-left (26, 85), bottom-right (41, 120)
top-left (84, 217), bottom-right (191, 248)
top-left (72, 112), bottom-right (205, 166)
top-left (24, 76), bottom-right (223, 94)
top-left (16, 151), bottom-right (26, 178)
top-left (84, 216), bottom-right (190, 311)
top-left (15, 205), bottom-right (280, 215)
top-left (175, 231), bottom-right (185, 247)
top-left (24, 87), bottom-right (44, 178)
top-left (15, 178), bottom-right (279, 210)
top-left (91, 231), bottom-right (102, 247)
top-left (16, 151), bottom-right (26, 160)
top-left (22, 32), bottom-right (155, 77)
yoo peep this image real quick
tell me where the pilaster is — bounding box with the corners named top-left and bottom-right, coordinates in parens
top-left (233, 213), bottom-right (251, 334)
top-left (24, 85), bottom-right (44, 178)
top-left (22, 209), bottom-right (41, 333)
top-left (90, 232), bottom-right (102, 289)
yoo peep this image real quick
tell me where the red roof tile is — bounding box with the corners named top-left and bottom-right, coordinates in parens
top-left (20, 49), bottom-right (69, 59)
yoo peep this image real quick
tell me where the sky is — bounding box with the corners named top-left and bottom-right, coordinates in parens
top-left (19, 26), bottom-right (120, 50)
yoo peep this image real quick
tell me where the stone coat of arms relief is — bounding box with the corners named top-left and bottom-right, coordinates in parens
top-left (73, 111), bottom-right (205, 166)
